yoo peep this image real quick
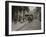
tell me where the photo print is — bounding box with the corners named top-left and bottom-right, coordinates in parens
top-left (5, 1), bottom-right (45, 36)
top-left (12, 6), bottom-right (41, 31)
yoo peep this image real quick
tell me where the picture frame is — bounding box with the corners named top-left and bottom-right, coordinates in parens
top-left (5, 1), bottom-right (45, 36)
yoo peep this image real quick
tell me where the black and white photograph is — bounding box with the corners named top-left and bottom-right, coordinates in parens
top-left (12, 6), bottom-right (41, 31)
top-left (5, 1), bottom-right (45, 36)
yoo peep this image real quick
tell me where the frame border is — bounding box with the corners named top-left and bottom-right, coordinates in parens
top-left (5, 1), bottom-right (45, 36)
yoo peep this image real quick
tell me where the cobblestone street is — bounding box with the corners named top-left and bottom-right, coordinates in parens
top-left (12, 19), bottom-right (41, 31)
